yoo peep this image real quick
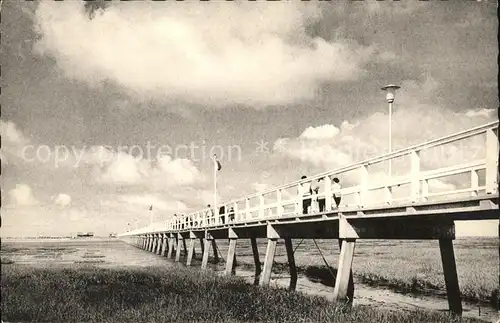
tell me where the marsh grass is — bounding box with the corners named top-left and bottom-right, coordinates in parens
top-left (1, 265), bottom-right (484, 323)
top-left (1, 256), bottom-right (15, 265)
top-left (235, 238), bottom-right (498, 306)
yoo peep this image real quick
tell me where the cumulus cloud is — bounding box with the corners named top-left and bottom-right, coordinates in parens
top-left (300, 124), bottom-right (340, 140)
top-left (1, 120), bottom-right (30, 164)
top-left (464, 108), bottom-right (495, 118)
top-left (78, 146), bottom-right (203, 187)
top-left (1, 120), bottom-right (28, 145)
top-left (8, 184), bottom-right (38, 206)
top-left (157, 156), bottom-right (201, 186)
top-left (252, 182), bottom-right (269, 193)
top-left (33, 1), bottom-right (372, 107)
top-left (97, 151), bottom-right (146, 184)
top-left (53, 193), bottom-right (72, 207)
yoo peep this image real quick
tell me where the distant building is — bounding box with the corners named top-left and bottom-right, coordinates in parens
top-left (109, 233), bottom-right (117, 238)
top-left (76, 232), bottom-right (94, 238)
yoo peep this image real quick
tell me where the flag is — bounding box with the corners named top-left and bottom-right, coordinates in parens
top-left (149, 205), bottom-right (153, 211)
top-left (213, 155), bottom-right (222, 171)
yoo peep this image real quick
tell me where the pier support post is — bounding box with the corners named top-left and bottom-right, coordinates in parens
top-left (225, 229), bottom-right (238, 275)
top-left (199, 238), bottom-right (205, 254)
top-left (150, 235), bottom-right (155, 253)
top-left (259, 239), bottom-right (277, 286)
top-left (284, 238), bottom-right (297, 291)
top-left (186, 239), bottom-right (195, 266)
top-left (161, 234), bottom-right (168, 256)
top-left (147, 235), bottom-right (152, 252)
top-left (333, 238), bottom-right (356, 303)
top-left (167, 234), bottom-right (175, 259)
top-left (154, 234), bottom-right (159, 254)
top-left (251, 238), bottom-right (261, 285)
top-left (150, 235), bottom-right (156, 252)
top-left (186, 232), bottom-right (197, 266)
top-left (183, 238), bottom-right (188, 256)
top-left (149, 234), bottom-right (156, 252)
top-left (439, 239), bottom-right (463, 316)
top-left (175, 234), bottom-right (183, 262)
top-left (225, 239), bottom-right (237, 275)
top-left (201, 233), bottom-right (213, 270)
top-left (156, 234), bottom-right (163, 255)
top-left (211, 240), bottom-right (219, 264)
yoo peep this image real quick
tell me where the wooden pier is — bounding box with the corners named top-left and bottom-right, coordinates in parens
top-left (120, 121), bottom-right (499, 316)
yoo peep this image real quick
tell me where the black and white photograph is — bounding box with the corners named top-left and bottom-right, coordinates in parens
top-left (1, 0), bottom-right (499, 322)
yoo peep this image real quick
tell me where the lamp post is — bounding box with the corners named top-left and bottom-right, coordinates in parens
top-left (381, 84), bottom-right (400, 178)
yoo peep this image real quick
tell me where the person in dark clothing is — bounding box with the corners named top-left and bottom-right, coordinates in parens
top-left (173, 213), bottom-right (178, 229)
top-left (314, 178), bottom-right (326, 212)
top-left (298, 175), bottom-right (312, 214)
top-left (332, 177), bottom-right (342, 208)
top-left (228, 207), bottom-right (235, 222)
top-left (219, 205), bottom-right (226, 224)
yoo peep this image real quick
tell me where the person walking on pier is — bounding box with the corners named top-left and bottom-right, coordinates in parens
top-left (228, 207), bottom-right (235, 222)
top-left (219, 205), bottom-right (226, 224)
top-left (332, 177), bottom-right (342, 209)
top-left (313, 177), bottom-right (326, 212)
top-left (206, 204), bottom-right (215, 225)
top-left (204, 205), bottom-right (210, 226)
top-left (298, 175), bottom-right (313, 214)
top-left (173, 213), bottom-right (178, 229)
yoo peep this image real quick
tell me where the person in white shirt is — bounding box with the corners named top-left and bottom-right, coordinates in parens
top-left (332, 177), bottom-right (342, 208)
top-left (298, 175), bottom-right (313, 214)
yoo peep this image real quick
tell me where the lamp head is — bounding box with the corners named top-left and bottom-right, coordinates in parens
top-left (381, 84), bottom-right (401, 103)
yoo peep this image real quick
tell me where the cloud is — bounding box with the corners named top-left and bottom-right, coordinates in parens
top-left (362, 1), bottom-right (426, 15)
top-left (8, 184), bottom-right (38, 206)
top-left (53, 193), bottom-right (72, 207)
top-left (252, 182), bottom-right (269, 193)
top-left (79, 146), bottom-right (203, 187)
top-left (97, 151), bottom-right (146, 184)
top-left (1, 120), bottom-right (30, 164)
top-left (33, 1), bottom-right (372, 107)
top-left (1, 120), bottom-right (28, 145)
top-left (464, 108), bottom-right (495, 118)
top-left (157, 156), bottom-right (201, 186)
top-left (300, 124), bottom-right (340, 140)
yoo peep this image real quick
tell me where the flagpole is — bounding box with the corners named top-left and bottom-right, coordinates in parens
top-left (213, 154), bottom-right (217, 224)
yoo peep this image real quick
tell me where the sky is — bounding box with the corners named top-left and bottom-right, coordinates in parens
top-left (1, 0), bottom-right (498, 237)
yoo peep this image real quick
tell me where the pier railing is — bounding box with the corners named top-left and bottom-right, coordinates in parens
top-left (122, 121), bottom-right (498, 236)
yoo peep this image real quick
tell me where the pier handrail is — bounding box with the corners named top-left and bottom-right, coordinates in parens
top-left (121, 120), bottom-right (498, 236)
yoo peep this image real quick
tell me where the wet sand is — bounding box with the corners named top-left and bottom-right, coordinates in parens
top-left (230, 269), bottom-right (498, 322)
